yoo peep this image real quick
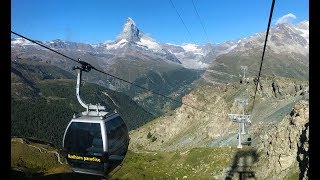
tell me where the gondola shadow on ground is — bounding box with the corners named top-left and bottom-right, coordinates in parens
top-left (225, 148), bottom-right (259, 180)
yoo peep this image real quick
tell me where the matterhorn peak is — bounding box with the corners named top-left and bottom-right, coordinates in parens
top-left (116, 17), bottom-right (141, 42)
top-left (126, 17), bottom-right (136, 26)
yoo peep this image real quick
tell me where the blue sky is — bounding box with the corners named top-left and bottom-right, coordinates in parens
top-left (11, 0), bottom-right (309, 45)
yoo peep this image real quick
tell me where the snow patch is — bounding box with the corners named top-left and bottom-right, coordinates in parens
top-left (228, 44), bottom-right (238, 51)
top-left (106, 39), bottom-right (128, 49)
top-left (182, 44), bottom-right (198, 52)
top-left (11, 38), bottom-right (34, 46)
top-left (137, 37), bottom-right (163, 52)
top-left (165, 43), bottom-right (179, 46)
top-left (181, 44), bottom-right (204, 55)
top-left (90, 44), bottom-right (99, 48)
top-left (296, 28), bottom-right (309, 39)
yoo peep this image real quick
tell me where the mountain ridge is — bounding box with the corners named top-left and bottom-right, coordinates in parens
top-left (12, 19), bottom-right (309, 71)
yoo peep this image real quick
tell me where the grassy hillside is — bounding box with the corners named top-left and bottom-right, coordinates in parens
top-left (11, 137), bottom-right (71, 176)
top-left (11, 137), bottom-right (240, 179)
top-left (110, 147), bottom-right (238, 179)
top-left (11, 136), bottom-right (302, 179)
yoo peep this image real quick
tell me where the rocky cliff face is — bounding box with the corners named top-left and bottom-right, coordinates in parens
top-left (254, 100), bottom-right (309, 179)
top-left (129, 75), bottom-right (309, 152)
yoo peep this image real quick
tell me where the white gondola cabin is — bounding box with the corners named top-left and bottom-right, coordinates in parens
top-left (62, 63), bottom-right (129, 177)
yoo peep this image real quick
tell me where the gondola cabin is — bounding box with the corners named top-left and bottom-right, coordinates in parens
top-left (62, 64), bottom-right (129, 177)
top-left (63, 112), bottom-right (129, 177)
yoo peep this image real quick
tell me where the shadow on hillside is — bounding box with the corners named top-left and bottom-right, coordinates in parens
top-left (225, 149), bottom-right (259, 180)
top-left (11, 170), bottom-right (104, 180)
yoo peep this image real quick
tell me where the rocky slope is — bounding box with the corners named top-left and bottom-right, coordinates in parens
top-left (128, 75), bottom-right (309, 152)
top-left (126, 89), bottom-right (309, 179)
top-left (253, 100), bottom-right (309, 179)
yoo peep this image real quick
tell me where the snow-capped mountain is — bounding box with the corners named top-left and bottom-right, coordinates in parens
top-left (225, 20), bottom-right (309, 56)
top-left (163, 20), bottom-right (309, 70)
top-left (114, 17), bottom-right (164, 53)
top-left (99, 18), bottom-right (181, 64)
top-left (11, 38), bottom-right (97, 54)
top-left (162, 40), bottom-right (238, 69)
top-left (116, 17), bottom-right (141, 42)
top-left (11, 38), bottom-right (37, 46)
top-left (203, 20), bottom-right (309, 83)
top-left (162, 43), bottom-right (213, 69)
top-left (46, 39), bottom-right (96, 52)
top-left (115, 17), bottom-right (165, 52)
top-left (11, 18), bottom-right (309, 72)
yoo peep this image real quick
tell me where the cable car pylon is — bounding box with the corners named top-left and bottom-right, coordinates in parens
top-left (228, 98), bottom-right (251, 149)
top-left (228, 66), bottom-right (252, 149)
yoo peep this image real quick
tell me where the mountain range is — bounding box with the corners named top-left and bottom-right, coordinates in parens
top-left (202, 20), bottom-right (309, 84)
top-left (11, 18), bottom-right (309, 75)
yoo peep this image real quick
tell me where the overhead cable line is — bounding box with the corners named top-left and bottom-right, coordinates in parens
top-left (169, 0), bottom-right (193, 42)
top-left (191, 0), bottom-right (210, 42)
top-left (250, 0), bottom-right (276, 113)
top-left (11, 30), bottom-right (225, 118)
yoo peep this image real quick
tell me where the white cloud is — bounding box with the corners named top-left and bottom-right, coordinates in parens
top-left (275, 13), bottom-right (296, 25)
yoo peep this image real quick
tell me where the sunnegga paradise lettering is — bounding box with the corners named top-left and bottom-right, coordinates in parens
top-left (68, 154), bottom-right (101, 163)
top-left (68, 154), bottom-right (83, 160)
top-left (84, 156), bottom-right (101, 162)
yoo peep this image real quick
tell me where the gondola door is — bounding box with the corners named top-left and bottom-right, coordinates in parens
top-left (63, 120), bottom-right (107, 176)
